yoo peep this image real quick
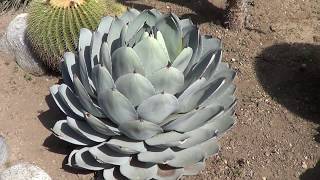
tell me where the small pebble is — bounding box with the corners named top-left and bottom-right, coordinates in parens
top-left (262, 177), bottom-right (267, 180)
top-left (302, 161), bottom-right (307, 169)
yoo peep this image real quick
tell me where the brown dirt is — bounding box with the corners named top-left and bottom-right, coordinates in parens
top-left (0, 0), bottom-right (319, 180)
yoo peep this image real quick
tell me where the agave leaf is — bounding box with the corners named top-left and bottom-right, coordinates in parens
top-left (183, 159), bottom-right (205, 176)
top-left (201, 50), bottom-right (222, 80)
top-left (106, 136), bottom-right (147, 154)
top-left (177, 128), bottom-right (215, 149)
top-left (172, 47), bottom-right (193, 72)
top-left (183, 27), bottom-right (202, 74)
top-left (91, 65), bottom-right (114, 97)
top-left (119, 160), bottom-right (158, 180)
top-left (127, 23), bottom-right (150, 47)
top-left (88, 143), bottom-right (130, 165)
top-left (155, 31), bottom-right (170, 61)
top-left (155, 165), bottom-right (184, 180)
top-left (66, 149), bottom-right (78, 167)
top-left (145, 131), bottom-right (189, 148)
top-left (97, 16), bottom-right (114, 35)
top-left (58, 84), bottom-right (84, 118)
top-left (137, 93), bottom-right (178, 124)
top-left (133, 36), bottom-right (169, 75)
top-left (60, 62), bottom-right (73, 89)
top-left (90, 31), bottom-right (104, 68)
top-left (50, 85), bottom-right (72, 116)
top-left (84, 112), bottom-right (120, 136)
top-left (155, 14), bottom-right (183, 61)
top-left (118, 120), bottom-right (163, 140)
top-left (147, 67), bottom-right (184, 95)
top-left (107, 17), bottom-right (125, 54)
top-left (138, 148), bottom-right (175, 164)
top-left (103, 167), bottom-right (117, 180)
top-left (163, 106), bottom-right (224, 132)
top-left (179, 18), bottom-right (194, 36)
top-left (120, 8), bottom-right (141, 23)
top-left (178, 77), bottom-right (225, 113)
top-left (201, 35), bottom-right (221, 58)
top-left (115, 73), bottom-right (155, 106)
top-left (177, 77), bottom-right (207, 113)
top-left (66, 116), bottom-right (108, 142)
top-left (52, 120), bottom-right (94, 146)
top-left (199, 138), bottom-right (219, 157)
top-left (167, 146), bottom-right (203, 168)
top-left (63, 52), bottom-right (79, 82)
top-left (120, 24), bottom-right (128, 46)
top-left (184, 49), bottom-right (217, 88)
top-left (97, 89), bottom-right (137, 125)
top-left (100, 42), bottom-right (112, 73)
top-left (111, 47), bottom-right (145, 80)
top-left (74, 147), bottom-right (113, 171)
top-left (79, 48), bottom-right (95, 97)
top-left (78, 28), bottom-right (92, 52)
top-left (73, 75), bottom-right (104, 118)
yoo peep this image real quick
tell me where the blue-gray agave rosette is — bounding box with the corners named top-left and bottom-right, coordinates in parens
top-left (49, 8), bottom-right (236, 180)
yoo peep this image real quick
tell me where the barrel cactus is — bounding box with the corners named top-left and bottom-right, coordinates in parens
top-left (50, 8), bottom-right (236, 179)
top-left (26, 0), bottom-right (126, 71)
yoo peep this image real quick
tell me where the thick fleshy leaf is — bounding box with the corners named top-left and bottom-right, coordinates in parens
top-left (66, 116), bottom-right (108, 142)
top-left (183, 27), bottom-right (202, 74)
top-left (52, 120), bottom-right (93, 146)
top-left (74, 147), bottom-right (113, 171)
top-left (100, 42), bottom-right (112, 73)
top-left (145, 131), bottom-right (189, 147)
top-left (184, 50), bottom-right (216, 88)
top-left (97, 89), bottom-right (137, 124)
top-left (118, 120), bottom-right (163, 140)
top-left (137, 93), bottom-right (178, 124)
top-left (155, 31), bottom-right (170, 60)
top-left (147, 67), bottom-right (184, 94)
top-left (156, 165), bottom-right (184, 180)
top-left (88, 143), bottom-right (130, 165)
top-left (120, 8), bottom-right (141, 23)
top-left (111, 47), bottom-right (144, 80)
top-left (92, 65), bottom-right (114, 96)
top-left (138, 148), bottom-right (174, 164)
top-left (120, 160), bottom-right (158, 180)
top-left (58, 84), bottom-right (84, 118)
top-left (78, 28), bottom-right (92, 52)
top-left (84, 112), bottom-right (120, 136)
top-left (156, 14), bottom-right (183, 61)
top-left (178, 128), bottom-right (216, 149)
top-left (66, 149), bottom-right (78, 167)
top-left (79, 48), bottom-right (95, 97)
top-left (177, 77), bottom-right (207, 113)
top-left (50, 85), bottom-right (71, 116)
top-left (172, 47), bottom-right (193, 72)
top-left (64, 52), bottom-right (78, 82)
top-left (73, 75), bottom-right (104, 117)
top-left (115, 73), bottom-right (155, 106)
top-left (133, 36), bottom-right (169, 75)
top-left (163, 106), bottom-right (224, 132)
top-left (201, 35), bottom-right (221, 57)
top-left (107, 17), bottom-right (125, 54)
top-left (120, 24), bottom-right (128, 46)
top-left (90, 31), bottom-right (103, 67)
top-left (60, 61), bottom-right (73, 88)
top-left (106, 136), bottom-right (147, 154)
top-left (168, 139), bottom-right (219, 167)
top-left (97, 16), bottom-right (113, 35)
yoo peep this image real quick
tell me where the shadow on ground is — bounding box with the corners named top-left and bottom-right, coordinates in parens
top-left (255, 43), bottom-right (320, 124)
top-left (118, 0), bottom-right (225, 25)
top-left (300, 160), bottom-right (320, 180)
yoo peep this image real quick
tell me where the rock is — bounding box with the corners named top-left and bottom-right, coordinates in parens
top-left (5, 13), bottom-right (46, 76)
top-left (0, 163), bottom-right (51, 180)
top-left (0, 136), bottom-right (8, 166)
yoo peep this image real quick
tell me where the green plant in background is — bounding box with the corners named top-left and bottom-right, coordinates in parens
top-left (26, 0), bottom-right (126, 71)
top-left (49, 8), bottom-right (236, 179)
top-left (0, 0), bottom-right (30, 12)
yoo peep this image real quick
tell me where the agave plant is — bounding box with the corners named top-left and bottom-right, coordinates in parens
top-left (50, 8), bottom-right (236, 179)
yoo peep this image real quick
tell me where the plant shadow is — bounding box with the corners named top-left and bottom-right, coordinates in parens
top-left (255, 43), bottom-right (320, 124)
top-left (300, 160), bottom-right (320, 180)
top-left (118, 0), bottom-right (225, 25)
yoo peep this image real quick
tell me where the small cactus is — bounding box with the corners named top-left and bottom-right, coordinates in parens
top-left (26, 0), bottom-right (126, 71)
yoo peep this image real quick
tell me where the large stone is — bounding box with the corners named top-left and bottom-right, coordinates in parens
top-left (0, 163), bottom-right (51, 180)
top-left (4, 13), bottom-right (46, 76)
top-left (0, 136), bottom-right (8, 167)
